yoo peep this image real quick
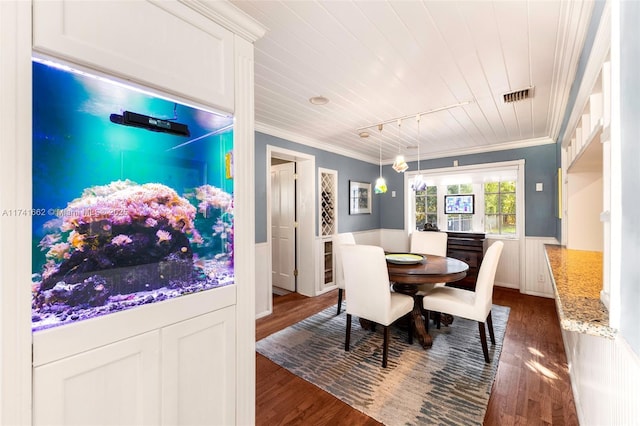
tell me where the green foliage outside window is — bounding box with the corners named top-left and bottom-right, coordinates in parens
top-left (415, 186), bottom-right (437, 230)
top-left (485, 180), bottom-right (516, 234)
top-left (412, 175), bottom-right (518, 235)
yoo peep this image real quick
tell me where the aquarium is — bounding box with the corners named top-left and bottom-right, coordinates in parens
top-left (31, 59), bottom-right (235, 332)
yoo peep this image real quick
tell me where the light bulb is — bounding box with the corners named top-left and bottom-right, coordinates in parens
top-left (392, 155), bottom-right (409, 173)
top-left (412, 174), bottom-right (426, 191)
top-left (374, 177), bottom-right (387, 194)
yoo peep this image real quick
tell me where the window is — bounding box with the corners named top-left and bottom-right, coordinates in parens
top-left (405, 160), bottom-right (522, 238)
top-left (484, 180), bottom-right (516, 235)
top-left (446, 183), bottom-right (473, 232)
top-left (414, 186), bottom-right (437, 230)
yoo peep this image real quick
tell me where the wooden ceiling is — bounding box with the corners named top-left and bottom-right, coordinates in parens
top-left (230, 0), bottom-right (595, 164)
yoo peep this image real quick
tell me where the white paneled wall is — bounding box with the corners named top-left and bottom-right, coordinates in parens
top-left (524, 237), bottom-right (558, 298)
top-left (380, 229), bottom-right (410, 253)
top-left (255, 242), bottom-right (271, 319)
top-left (488, 238), bottom-right (520, 289)
top-left (562, 330), bottom-right (640, 425)
top-left (255, 230), bottom-right (380, 318)
top-left (255, 229), bottom-right (555, 319)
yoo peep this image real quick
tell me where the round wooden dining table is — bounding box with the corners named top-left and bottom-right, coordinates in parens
top-left (386, 253), bottom-right (469, 349)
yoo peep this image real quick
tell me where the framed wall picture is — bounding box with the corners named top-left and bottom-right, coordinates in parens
top-left (349, 180), bottom-right (371, 215)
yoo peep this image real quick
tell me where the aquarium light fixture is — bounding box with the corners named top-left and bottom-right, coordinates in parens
top-left (167, 123), bottom-right (234, 151)
top-left (110, 111), bottom-right (190, 137)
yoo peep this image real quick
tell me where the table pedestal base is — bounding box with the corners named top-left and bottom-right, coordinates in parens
top-left (393, 283), bottom-right (432, 349)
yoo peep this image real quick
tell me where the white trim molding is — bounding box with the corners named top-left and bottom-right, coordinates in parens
top-left (561, 2), bottom-right (611, 148)
top-left (257, 122), bottom-right (554, 166)
top-left (266, 145), bottom-right (316, 297)
top-left (178, 0), bottom-right (266, 42)
top-left (0, 1), bottom-right (33, 424)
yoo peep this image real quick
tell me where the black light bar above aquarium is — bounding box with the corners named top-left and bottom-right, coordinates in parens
top-left (110, 111), bottom-right (190, 137)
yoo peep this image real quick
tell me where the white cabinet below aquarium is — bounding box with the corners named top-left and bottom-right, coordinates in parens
top-left (33, 294), bottom-right (236, 425)
top-left (33, 330), bottom-right (161, 425)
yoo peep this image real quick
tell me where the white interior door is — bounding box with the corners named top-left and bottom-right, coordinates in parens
top-left (271, 162), bottom-right (296, 292)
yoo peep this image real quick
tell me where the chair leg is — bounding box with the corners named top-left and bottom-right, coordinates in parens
top-left (382, 325), bottom-right (390, 368)
top-left (486, 311), bottom-right (496, 345)
top-left (478, 321), bottom-right (490, 363)
top-left (336, 288), bottom-right (344, 316)
top-left (345, 313), bottom-right (352, 351)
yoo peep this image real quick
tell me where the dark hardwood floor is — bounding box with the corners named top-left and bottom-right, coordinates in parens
top-left (256, 287), bottom-right (579, 425)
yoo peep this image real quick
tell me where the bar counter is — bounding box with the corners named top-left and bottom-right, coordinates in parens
top-left (544, 245), bottom-right (616, 339)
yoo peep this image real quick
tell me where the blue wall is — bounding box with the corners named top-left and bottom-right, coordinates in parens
top-left (255, 132), bottom-right (379, 243)
top-left (255, 131), bottom-right (558, 242)
top-left (379, 144), bottom-right (558, 237)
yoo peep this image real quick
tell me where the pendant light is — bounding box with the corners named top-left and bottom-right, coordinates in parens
top-left (374, 124), bottom-right (387, 194)
top-left (412, 114), bottom-right (427, 191)
top-left (392, 119), bottom-right (409, 173)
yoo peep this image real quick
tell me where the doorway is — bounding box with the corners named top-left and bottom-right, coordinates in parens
top-left (266, 145), bottom-right (316, 300)
top-left (270, 159), bottom-right (296, 294)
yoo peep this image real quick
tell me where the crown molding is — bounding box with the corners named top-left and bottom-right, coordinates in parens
top-left (179, 0), bottom-right (267, 42)
top-left (256, 122), bottom-right (380, 164)
top-left (403, 137), bottom-right (555, 164)
top-left (256, 121), bottom-right (555, 166)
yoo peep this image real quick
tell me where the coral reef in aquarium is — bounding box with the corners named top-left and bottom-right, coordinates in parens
top-left (32, 180), bottom-right (234, 330)
top-left (185, 184), bottom-right (234, 266)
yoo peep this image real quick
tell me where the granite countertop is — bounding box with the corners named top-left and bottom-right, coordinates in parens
top-left (544, 245), bottom-right (616, 339)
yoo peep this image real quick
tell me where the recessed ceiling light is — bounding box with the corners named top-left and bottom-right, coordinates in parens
top-left (359, 131), bottom-right (370, 138)
top-left (309, 95), bottom-right (329, 105)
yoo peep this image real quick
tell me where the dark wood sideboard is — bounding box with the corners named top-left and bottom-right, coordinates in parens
top-left (445, 232), bottom-right (487, 291)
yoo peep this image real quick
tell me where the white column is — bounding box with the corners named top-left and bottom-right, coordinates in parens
top-left (233, 34), bottom-right (257, 425)
top-left (0, 1), bottom-right (34, 424)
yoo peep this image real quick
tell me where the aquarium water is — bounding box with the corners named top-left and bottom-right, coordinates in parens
top-left (31, 59), bottom-right (235, 331)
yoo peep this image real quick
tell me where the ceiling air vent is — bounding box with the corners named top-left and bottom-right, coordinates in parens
top-left (503, 87), bottom-right (534, 103)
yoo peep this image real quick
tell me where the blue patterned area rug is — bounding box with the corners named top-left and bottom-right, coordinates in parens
top-left (256, 304), bottom-right (510, 425)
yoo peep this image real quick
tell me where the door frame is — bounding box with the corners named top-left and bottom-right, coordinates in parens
top-left (266, 145), bottom-right (316, 298)
top-left (270, 161), bottom-right (297, 293)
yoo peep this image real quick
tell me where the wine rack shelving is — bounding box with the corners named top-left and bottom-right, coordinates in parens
top-left (319, 169), bottom-right (337, 236)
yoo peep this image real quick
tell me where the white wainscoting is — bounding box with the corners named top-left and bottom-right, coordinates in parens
top-left (255, 231), bottom-right (556, 320)
top-left (488, 237), bottom-right (520, 289)
top-left (255, 230), bottom-right (385, 319)
top-left (524, 237), bottom-right (559, 298)
top-left (255, 242), bottom-right (271, 319)
top-left (562, 330), bottom-right (640, 425)
top-left (380, 229), bottom-right (410, 252)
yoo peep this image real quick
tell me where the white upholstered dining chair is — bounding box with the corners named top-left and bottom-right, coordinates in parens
top-left (422, 240), bottom-right (504, 363)
top-left (409, 231), bottom-right (448, 294)
top-left (341, 244), bottom-right (414, 368)
top-left (332, 232), bottom-right (356, 315)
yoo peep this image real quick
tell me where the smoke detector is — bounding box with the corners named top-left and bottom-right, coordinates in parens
top-left (503, 87), bottom-right (534, 103)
